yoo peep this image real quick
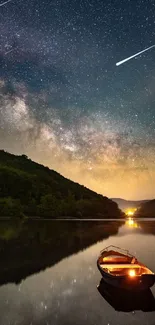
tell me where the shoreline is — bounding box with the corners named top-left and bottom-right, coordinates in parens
top-left (0, 217), bottom-right (155, 221)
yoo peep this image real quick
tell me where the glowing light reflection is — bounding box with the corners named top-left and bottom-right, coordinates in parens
top-left (125, 218), bottom-right (139, 228)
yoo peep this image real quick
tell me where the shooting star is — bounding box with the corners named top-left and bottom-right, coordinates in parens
top-left (0, 0), bottom-right (14, 7)
top-left (5, 48), bottom-right (16, 55)
top-left (116, 44), bottom-right (155, 66)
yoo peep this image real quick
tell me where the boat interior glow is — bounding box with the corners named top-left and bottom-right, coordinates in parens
top-left (97, 245), bottom-right (155, 290)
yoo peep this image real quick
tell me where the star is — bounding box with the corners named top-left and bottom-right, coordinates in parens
top-left (0, 0), bottom-right (155, 199)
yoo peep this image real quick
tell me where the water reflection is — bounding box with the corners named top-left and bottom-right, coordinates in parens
top-left (122, 218), bottom-right (155, 235)
top-left (0, 220), bottom-right (122, 286)
top-left (125, 218), bottom-right (140, 228)
top-left (0, 220), bottom-right (155, 325)
top-left (1, 219), bottom-right (155, 287)
top-left (97, 278), bottom-right (155, 312)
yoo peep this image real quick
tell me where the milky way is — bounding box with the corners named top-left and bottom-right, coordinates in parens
top-left (0, 0), bottom-right (155, 199)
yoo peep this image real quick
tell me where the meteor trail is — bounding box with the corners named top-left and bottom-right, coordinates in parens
top-left (0, 0), bottom-right (14, 7)
top-left (5, 48), bottom-right (16, 55)
top-left (116, 44), bottom-right (155, 66)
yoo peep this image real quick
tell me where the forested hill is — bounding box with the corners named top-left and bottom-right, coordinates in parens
top-left (135, 200), bottom-right (155, 217)
top-left (0, 150), bottom-right (123, 218)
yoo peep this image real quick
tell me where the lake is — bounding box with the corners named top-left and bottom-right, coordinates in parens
top-left (0, 219), bottom-right (155, 325)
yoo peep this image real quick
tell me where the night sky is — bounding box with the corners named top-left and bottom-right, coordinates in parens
top-left (0, 0), bottom-right (155, 200)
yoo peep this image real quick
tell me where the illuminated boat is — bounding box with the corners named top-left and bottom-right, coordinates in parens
top-left (97, 245), bottom-right (155, 290)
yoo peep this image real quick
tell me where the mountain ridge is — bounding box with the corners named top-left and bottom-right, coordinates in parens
top-left (135, 199), bottom-right (155, 217)
top-left (111, 198), bottom-right (150, 211)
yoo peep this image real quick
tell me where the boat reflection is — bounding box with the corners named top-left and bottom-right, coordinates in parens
top-left (97, 278), bottom-right (155, 312)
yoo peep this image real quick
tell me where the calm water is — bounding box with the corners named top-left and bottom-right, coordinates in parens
top-left (0, 219), bottom-right (155, 325)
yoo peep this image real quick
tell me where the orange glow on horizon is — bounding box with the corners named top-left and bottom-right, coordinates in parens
top-left (125, 208), bottom-right (137, 217)
top-left (127, 211), bottom-right (134, 216)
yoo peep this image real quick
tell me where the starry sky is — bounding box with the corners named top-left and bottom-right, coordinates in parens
top-left (0, 0), bottom-right (155, 200)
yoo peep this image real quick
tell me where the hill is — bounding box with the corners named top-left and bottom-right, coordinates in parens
top-left (111, 198), bottom-right (149, 212)
top-left (0, 150), bottom-right (123, 218)
top-left (135, 200), bottom-right (155, 217)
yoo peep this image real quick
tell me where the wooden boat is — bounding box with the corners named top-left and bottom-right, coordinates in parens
top-left (97, 245), bottom-right (155, 290)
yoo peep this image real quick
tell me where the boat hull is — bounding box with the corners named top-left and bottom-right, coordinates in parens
top-left (97, 260), bottom-right (155, 290)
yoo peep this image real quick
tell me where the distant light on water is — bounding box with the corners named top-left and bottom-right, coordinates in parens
top-left (128, 218), bottom-right (134, 226)
top-left (125, 218), bottom-right (139, 228)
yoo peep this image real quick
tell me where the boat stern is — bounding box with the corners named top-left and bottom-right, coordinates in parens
top-left (122, 273), bottom-right (155, 290)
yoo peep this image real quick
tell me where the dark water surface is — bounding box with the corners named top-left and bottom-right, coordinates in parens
top-left (0, 219), bottom-right (155, 325)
